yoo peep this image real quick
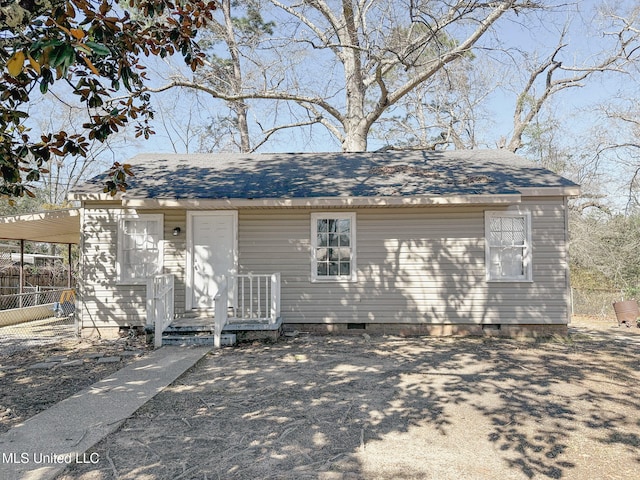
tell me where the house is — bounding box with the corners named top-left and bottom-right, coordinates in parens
top-left (61, 149), bottom-right (578, 341)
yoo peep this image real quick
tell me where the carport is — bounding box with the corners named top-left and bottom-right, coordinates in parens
top-left (0, 208), bottom-right (80, 294)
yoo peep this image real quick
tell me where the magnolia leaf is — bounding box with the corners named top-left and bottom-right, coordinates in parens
top-left (70, 29), bottom-right (85, 40)
top-left (75, 43), bottom-right (92, 55)
top-left (28, 55), bottom-right (41, 75)
top-left (81, 55), bottom-right (101, 75)
top-left (7, 51), bottom-right (26, 77)
top-left (56, 24), bottom-right (72, 37)
top-left (85, 41), bottom-right (110, 56)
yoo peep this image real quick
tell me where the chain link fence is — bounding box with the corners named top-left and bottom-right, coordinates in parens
top-left (0, 287), bottom-right (64, 311)
top-left (0, 289), bottom-right (76, 353)
top-left (571, 288), bottom-right (620, 319)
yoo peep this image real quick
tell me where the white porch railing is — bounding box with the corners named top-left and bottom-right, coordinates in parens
top-left (146, 272), bottom-right (280, 348)
top-left (235, 273), bottom-right (281, 323)
top-left (214, 276), bottom-right (228, 348)
top-left (146, 274), bottom-right (175, 348)
top-left (214, 273), bottom-right (280, 347)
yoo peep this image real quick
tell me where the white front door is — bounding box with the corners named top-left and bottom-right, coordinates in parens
top-left (187, 211), bottom-right (237, 310)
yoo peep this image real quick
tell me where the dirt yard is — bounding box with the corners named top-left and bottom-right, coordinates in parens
top-left (25, 316), bottom-right (633, 480)
top-left (0, 335), bottom-right (149, 435)
top-left (2, 317), bottom-right (639, 479)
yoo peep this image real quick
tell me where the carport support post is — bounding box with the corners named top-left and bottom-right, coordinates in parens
top-left (19, 239), bottom-right (24, 307)
top-left (67, 243), bottom-right (72, 288)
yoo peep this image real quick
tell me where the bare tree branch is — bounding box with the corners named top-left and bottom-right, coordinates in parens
top-left (370, 2), bottom-right (517, 131)
top-left (143, 78), bottom-right (346, 124)
top-left (252, 116), bottom-right (323, 152)
top-left (506, 13), bottom-right (640, 152)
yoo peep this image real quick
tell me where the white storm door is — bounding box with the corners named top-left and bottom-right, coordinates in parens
top-left (187, 211), bottom-right (237, 310)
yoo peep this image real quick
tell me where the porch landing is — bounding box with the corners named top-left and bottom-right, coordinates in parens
top-left (170, 315), bottom-right (283, 331)
top-left (161, 315), bottom-right (283, 346)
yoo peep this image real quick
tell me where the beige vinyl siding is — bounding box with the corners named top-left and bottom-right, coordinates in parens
top-left (161, 210), bottom-right (187, 313)
top-left (79, 203), bottom-right (186, 328)
top-left (80, 204), bottom-right (139, 327)
top-left (79, 196), bottom-right (569, 328)
top-left (238, 199), bottom-right (569, 325)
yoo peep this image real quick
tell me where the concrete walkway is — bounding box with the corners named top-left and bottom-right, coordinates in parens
top-left (0, 346), bottom-right (211, 480)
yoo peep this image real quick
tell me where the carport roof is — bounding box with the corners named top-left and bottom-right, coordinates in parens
top-left (0, 209), bottom-right (80, 244)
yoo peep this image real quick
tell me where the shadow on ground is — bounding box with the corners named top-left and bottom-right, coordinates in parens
top-left (59, 326), bottom-right (640, 480)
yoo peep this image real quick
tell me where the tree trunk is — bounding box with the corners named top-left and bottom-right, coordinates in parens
top-left (341, 120), bottom-right (368, 151)
top-left (340, 0), bottom-right (367, 152)
top-left (222, 0), bottom-right (251, 153)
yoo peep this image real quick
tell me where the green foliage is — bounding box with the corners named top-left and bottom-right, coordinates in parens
top-left (232, 3), bottom-right (275, 38)
top-left (624, 285), bottom-right (640, 300)
top-left (103, 162), bottom-right (134, 196)
top-left (570, 212), bottom-right (640, 298)
top-left (385, 22), bottom-right (469, 76)
top-left (519, 116), bottom-right (570, 174)
top-left (0, 186), bottom-right (47, 215)
top-left (0, 0), bottom-right (217, 199)
top-left (570, 266), bottom-right (615, 291)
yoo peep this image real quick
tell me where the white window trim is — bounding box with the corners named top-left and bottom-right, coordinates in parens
top-left (117, 213), bottom-right (164, 284)
top-left (484, 210), bottom-right (532, 283)
top-left (311, 212), bottom-right (357, 283)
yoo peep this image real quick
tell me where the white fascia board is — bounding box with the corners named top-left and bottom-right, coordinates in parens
top-left (121, 194), bottom-right (521, 209)
top-left (71, 187), bottom-right (580, 203)
top-left (68, 192), bottom-right (123, 201)
top-left (518, 186), bottom-right (581, 197)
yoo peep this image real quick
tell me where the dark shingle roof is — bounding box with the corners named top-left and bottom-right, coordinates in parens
top-left (73, 150), bottom-right (578, 199)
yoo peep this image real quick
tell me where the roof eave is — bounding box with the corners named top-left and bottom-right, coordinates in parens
top-left (518, 186), bottom-right (580, 197)
top-left (68, 192), bottom-right (122, 201)
top-left (120, 193), bottom-right (522, 209)
top-left (70, 186), bottom-right (580, 204)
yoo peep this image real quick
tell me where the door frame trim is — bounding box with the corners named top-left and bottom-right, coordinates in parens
top-left (185, 210), bottom-right (238, 311)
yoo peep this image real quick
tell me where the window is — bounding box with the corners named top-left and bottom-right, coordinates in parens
top-left (485, 210), bottom-right (532, 282)
top-left (117, 214), bottom-right (163, 283)
top-left (311, 212), bottom-right (356, 282)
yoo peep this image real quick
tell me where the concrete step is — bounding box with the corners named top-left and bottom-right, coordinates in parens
top-left (160, 317), bottom-right (283, 345)
top-left (165, 324), bottom-right (214, 334)
top-left (175, 309), bottom-right (216, 319)
top-left (162, 333), bottom-right (236, 347)
top-left (167, 317), bottom-right (283, 333)
top-left (224, 317), bottom-right (283, 331)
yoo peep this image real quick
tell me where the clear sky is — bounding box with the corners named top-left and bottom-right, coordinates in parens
top-left (32, 0), bottom-right (639, 211)
top-left (122, 1), bottom-right (634, 154)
